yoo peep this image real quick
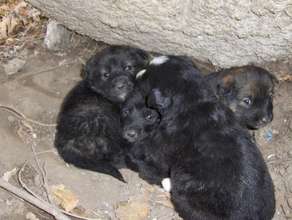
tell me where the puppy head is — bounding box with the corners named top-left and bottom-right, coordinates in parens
top-left (216, 66), bottom-right (277, 129)
top-left (146, 88), bottom-right (172, 112)
top-left (121, 91), bottom-right (161, 143)
top-left (84, 45), bottom-right (150, 103)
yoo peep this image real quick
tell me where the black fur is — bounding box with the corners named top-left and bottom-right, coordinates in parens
top-left (121, 89), bottom-right (164, 184)
top-left (54, 45), bottom-right (150, 182)
top-left (206, 66), bottom-right (277, 129)
top-left (122, 56), bottom-right (275, 219)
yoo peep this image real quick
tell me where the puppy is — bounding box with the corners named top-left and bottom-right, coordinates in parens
top-left (123, 56), bottom-right (275, 219)
top-left (205, 66), bottom-right (277, 129)
top-left (121, 89), bottom-right (165, 184)
top-left (54, 45), bottom-right (149, 182)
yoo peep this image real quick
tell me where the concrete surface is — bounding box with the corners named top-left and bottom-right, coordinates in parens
top-left (28, 0), bottom-right (292, 68)
top-left (0, 36), bottom-right (291, 219)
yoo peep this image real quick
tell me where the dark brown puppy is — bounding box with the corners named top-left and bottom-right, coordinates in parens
top-left (206, 66), bottom-right (277, 129)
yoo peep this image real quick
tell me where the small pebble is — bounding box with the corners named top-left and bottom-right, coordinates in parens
top-left (25, 212), bottom-right (39, 220)
top-left (44, 20), bottom-right (72, 51)
top-left (267, 154), bottom-right (276, 160)
top-left (5, 199), bottom-right (12, 206)
top-left (7, 116), bottom-right (16, 122)
top-left (264, 130), bottom-right (273, 142)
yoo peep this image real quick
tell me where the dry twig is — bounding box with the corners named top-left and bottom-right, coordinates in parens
top-left (0, 105), bottom-right (56, 127)
top-left (18, 152), bottom-right (103, 220)
top-left (0, 178), bottom-right (71, 220)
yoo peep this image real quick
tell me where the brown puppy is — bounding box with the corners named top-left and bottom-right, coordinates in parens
top-left (206, 66), bottom-right (277, 129)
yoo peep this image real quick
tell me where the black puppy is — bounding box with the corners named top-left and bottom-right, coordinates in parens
top-left (54, 45), bottom-right (149, 182)
top-left (206, 66), bottom-right (277, 129)
top-left (122, 56), bottom-right (275, 219)
top-left (122, 56), bottom-right (210, 185)
top-left (121, 89), bottom-right (165, 184)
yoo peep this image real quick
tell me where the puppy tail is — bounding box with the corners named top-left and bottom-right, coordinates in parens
top-left (93, 161), bottom-right (126, 183)
top-left (58, 151), bottom-right (126, 182)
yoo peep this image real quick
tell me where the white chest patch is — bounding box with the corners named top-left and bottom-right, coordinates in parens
top-left (150, 56), bottom-right (169, 66)
top-left (161, 178), bottom-right (172, 192)
top-left (136, 69), bottom-right (146, 79)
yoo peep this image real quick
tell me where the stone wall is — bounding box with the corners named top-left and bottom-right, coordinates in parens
top-left (28, 0), bottom-right (292, 67)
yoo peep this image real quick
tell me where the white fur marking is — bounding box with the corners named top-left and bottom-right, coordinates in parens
top-left (150, 56), bottom-right (169, 66)
top-left (162, 178), bottom-right (172, 192)
top-left (136, 69), bottom-right (146, 79)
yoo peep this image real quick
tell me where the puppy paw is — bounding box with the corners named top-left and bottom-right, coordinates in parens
top-left (161, 178), bottom-right (172, 192)
top-left (136, 69), bottom-right (146, 79)
top-left (150, 56), bottom-right (169, 66)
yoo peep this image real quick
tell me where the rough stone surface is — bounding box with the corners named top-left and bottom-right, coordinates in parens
top-left (28, 0), bottom-right (292, 67)
top-left (44, 20), bottom-right (72, 51)
top-left (3, 57), bottom-right (26, 75)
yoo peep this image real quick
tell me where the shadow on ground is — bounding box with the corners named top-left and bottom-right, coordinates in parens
top-left (0, 38), bottom-right (291, 220)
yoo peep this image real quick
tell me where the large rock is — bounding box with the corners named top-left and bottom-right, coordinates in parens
top-left (28, 0), bottom-right (292, 67)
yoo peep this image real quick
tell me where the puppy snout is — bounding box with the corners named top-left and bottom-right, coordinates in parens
top-left (256, 114), bottom-right (272, 128)
top-left (123, 129), bottom-right (138, 142)
top-left (261, 112), bottom-right (273, 124)
top-left (115, 81), bottom-right (126, 90)
top-left (114, 77), bottom-right (133, 91)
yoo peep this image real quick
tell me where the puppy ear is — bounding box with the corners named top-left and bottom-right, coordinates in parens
top-left (83, 55), bottom-right (96, 81)
top-left (136, 49), bottom-right (151, 66)
top-left (147, 89), bottom-right (171, 109)
top-left (217, 74), bottom-right (235, 97)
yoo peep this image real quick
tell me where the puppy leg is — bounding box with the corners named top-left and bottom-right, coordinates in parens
top-left (161, 178), bottom-right (171, 192)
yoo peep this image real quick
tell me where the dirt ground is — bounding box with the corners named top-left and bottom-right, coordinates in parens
top-left (1, 3), bottom-right (292, 220)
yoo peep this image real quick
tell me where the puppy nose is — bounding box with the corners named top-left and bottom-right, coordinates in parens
top-left (116, 82), bottom-right (126, 90)
top-left (124, 129), bottom-right (138, 141)
top-left (261, 117), bottom-right (267, 123)
top-left (126, 130), bottom-right (137, 138)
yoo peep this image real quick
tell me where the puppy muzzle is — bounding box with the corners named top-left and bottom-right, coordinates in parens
top-left (123, 129), bottom-right (139, 143)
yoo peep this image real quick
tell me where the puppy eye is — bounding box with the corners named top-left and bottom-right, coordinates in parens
top-left (124, 65), bottom-right (133, 71)
top-left (103, 72), bottom-right (110, 78)
top-left (145, 114), bottom-right (154, 121)
top-left (122, 109), bottom-right (129, 117)
top-left (242, 97), bottom-right (252, 106)
top-left (144, 110), bottom-right (158, 122)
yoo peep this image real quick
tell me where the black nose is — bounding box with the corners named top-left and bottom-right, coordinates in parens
top-left (116, 81), bottom-right (126, 90)
top-left (261, 117), bottom-right (268, 123)
top-left (257, 114), bottom-right (272, 128)
top-left (124, 129), bottom-right (138, 142)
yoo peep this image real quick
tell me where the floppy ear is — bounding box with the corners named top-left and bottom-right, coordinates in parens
top-left (147, 88), bottom-right (172, 110)
top-left (217, 74), bottom-right (236, 97)
top-left (83, 55), bottom-right (97, 81)
top-left (136, 49), bottom-right (151, 66)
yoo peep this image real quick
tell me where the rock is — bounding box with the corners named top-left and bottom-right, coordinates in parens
top-left (51, 184), bottom-right (79, 212)
top-left (44, 20), bottom-right (72, 51)
top-left (3, 58), bottom-right (26, 75)
top-left (116, 191), bottom-right (150, 220)
top-left (28, 0), bottom-right (292, 68)
top-left (25, 212), bottom-right (39, 220)
top-left (116, 200), bottom-right (150, 220)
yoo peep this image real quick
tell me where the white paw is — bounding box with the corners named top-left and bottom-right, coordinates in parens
top-left (150, 56), bottom-right (169, 66)
top-left (161, 178), bottom-right (171, 192)
top-left (136, 69), bottom-right (146, 79)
